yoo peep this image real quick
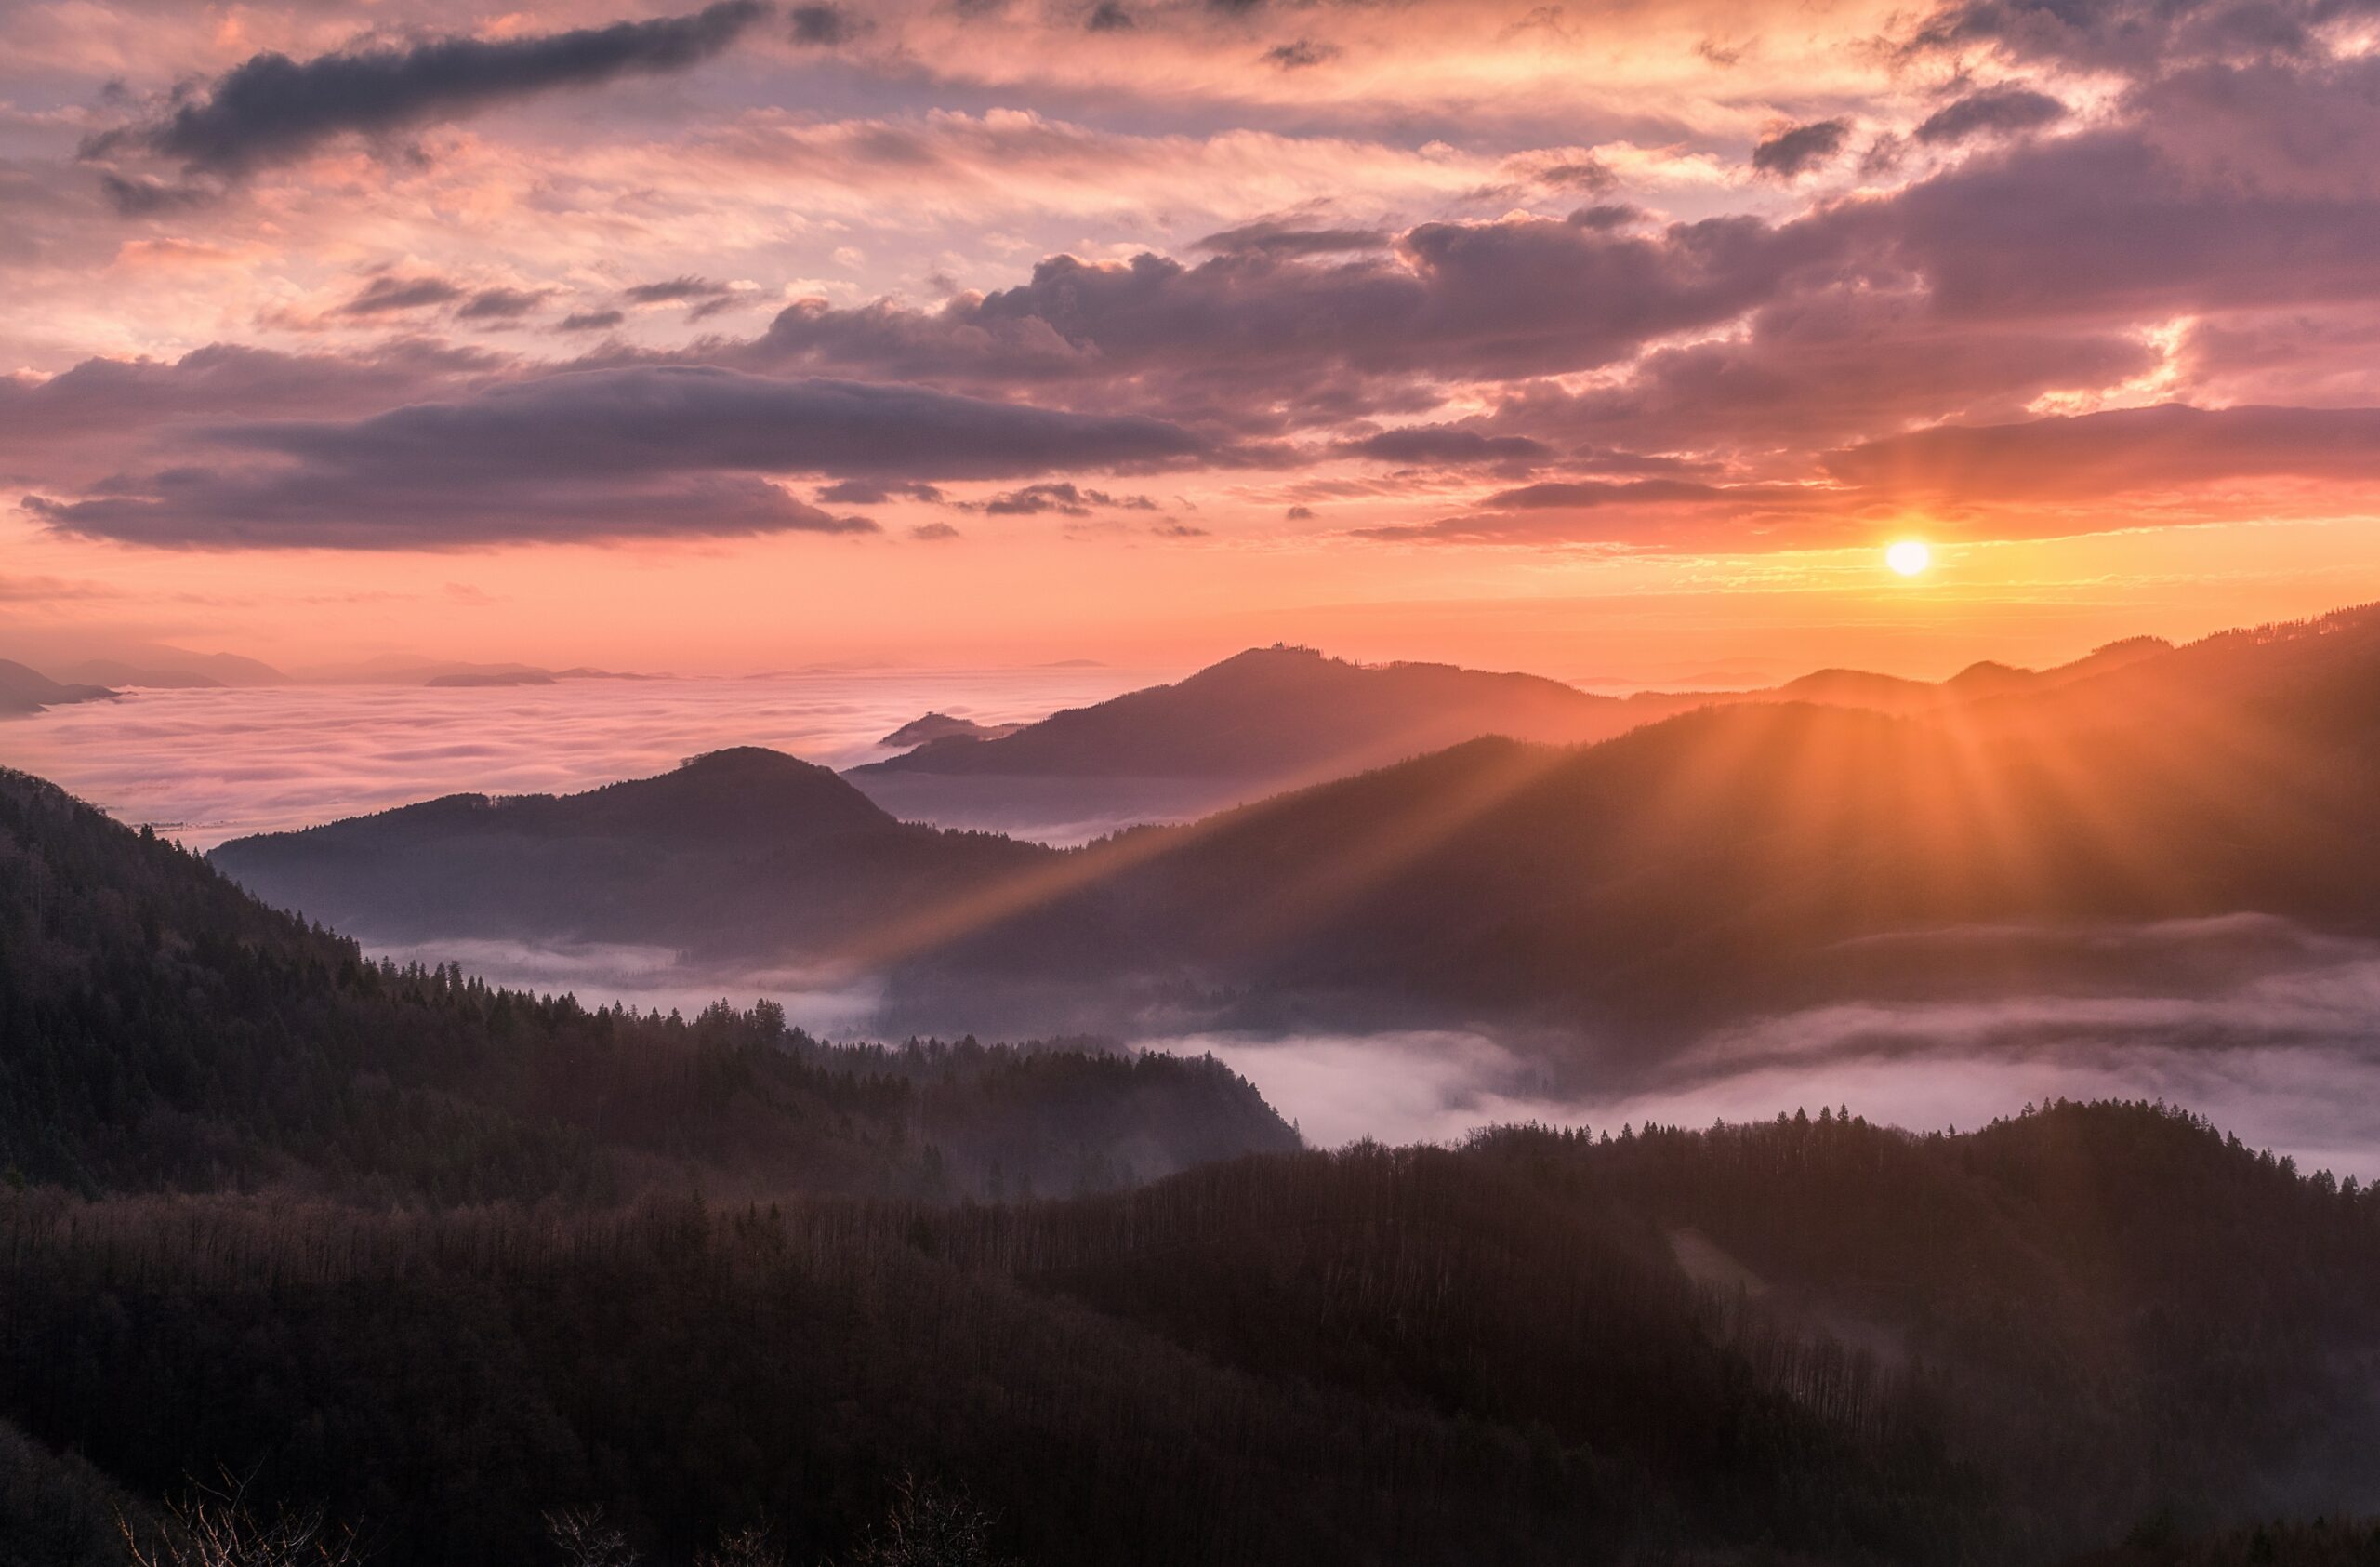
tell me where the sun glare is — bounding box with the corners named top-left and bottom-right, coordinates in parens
top-left (1886, 540), bottom-right (1932, 577)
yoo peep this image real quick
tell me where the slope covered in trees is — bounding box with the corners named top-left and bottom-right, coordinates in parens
top-left (2, 1104), bottom-right (2376, 1564)
top-left (0, 764), bottom-right (1294, 1202)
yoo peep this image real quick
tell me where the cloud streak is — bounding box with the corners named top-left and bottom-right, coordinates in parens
top-left (24, 365), bottom-right (1214, 547)
top-left (86, 0), bottom-right (770, 179)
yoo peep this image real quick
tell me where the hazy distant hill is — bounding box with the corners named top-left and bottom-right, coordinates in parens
top-left (858, 644), bottom-right (1683, 779)
top-left (213, 745), bottom-right (1063, 956)
top-left (891, 605), bottom-right (2380, 1034)
top-left (0, 658), bottom-right (112, 718)
top-left (879, 710), bottom-right (1028, 748)
top-left (212, 604), bottom-right (2380, 1039)
top-left (46, 645), bottom-right (287, 688)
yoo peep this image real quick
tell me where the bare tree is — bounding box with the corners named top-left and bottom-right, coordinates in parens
top-left (696, 1521), bottom-right (785, 1567)
top-left (543, 1505), bottom-right (640, 1567)
top-left (117, 1469), bottom-right (362, 1567)
top-left (842, 1477), bottom-right (1012, 1567)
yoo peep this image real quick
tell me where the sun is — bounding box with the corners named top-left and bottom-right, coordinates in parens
top-left (1885, 539), bottom-right (1932, 577)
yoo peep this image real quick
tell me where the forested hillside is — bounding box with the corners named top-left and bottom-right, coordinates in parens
top-left (0, 765), bottom-right (1294, 1202)
top-left (2, 1104), bottom-right (2375, 1564)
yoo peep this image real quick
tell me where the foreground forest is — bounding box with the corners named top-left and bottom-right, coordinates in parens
top-left (9, 765), bottom-right (2380, 1563)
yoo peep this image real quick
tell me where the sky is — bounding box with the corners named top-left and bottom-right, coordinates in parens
top-left (10, 0), bottom-right (2380, 680)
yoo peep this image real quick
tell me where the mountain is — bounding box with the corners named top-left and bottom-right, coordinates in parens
top-left (857, 644), bottom-right (1673, 782)
top-left (879, 710), bottom-right (1029, 749)
top-left (881, 604), bottom-right (2380, 1035)
top-left (1762, 636), bottom-right (2175, 716)
top-left (0, 658), bottom-right (112, 718)
top-left (5, 1101), bottom-right (2377, 1564)
top-left (210, 604), bottom-right (2380, 1041)
top-left (46, 645), bottom-right (288, 688)
top-left (212, 746), bottom-right (1062, 957)
top-left (0, 764), bottom-right (1293, 1202)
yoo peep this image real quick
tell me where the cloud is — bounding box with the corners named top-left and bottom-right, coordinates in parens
top-left (86, 0), bottom-right (770, 179)
top-left (910, 521), bottom-right (963, 540)
top-left (337, 274), bottom-right (466, 316)
top-left (1337, 427), bottom-right (1553, 468)
top-left (457, 288), bottom-right (548, 322)
top-left (1822, 403), bottom-right (2380, 502)
top-left (788, 4), bottom-right (866, 45)
top-left (817, 478), bottom-right (947, 504)
top-left (1264, 39), bottom-right (1341, 69)
top-left (742, 209), bottom-right (1824, 402)
top-left (0, 341), bottom-right (500, 487)
top-left (1086, 2), bottom-right (1136, 30)
top-left (21, 365), bottom-right (1211, 548)
top-left (1194, 218), bottom-right (1390, 257)
top-left (977, 482), bottom-right (1158, 515)
top-left (98, 173), bottom-right (214, 216)
top-left (624, 275), bottom-right (734, 305)
top-left (1914, 84), bottom-right (2067, 144)
top-left (1751, 118), bottom-right (1850, 178)
top-left (558, 310), bottom-right (627, 333)
top-left (1903, 0), bottom-right (2327, 73)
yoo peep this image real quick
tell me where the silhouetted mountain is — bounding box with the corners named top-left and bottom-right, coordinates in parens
top-left (211, 604), bottom-right (2380, 1041)
top-left (0, 764), bottom-right (1293, 1202)
top-left (857, 644), bottom-right (1681, 781)
top-left (888, 605), bottom-right (2380, 1034)
top-left (0, 658), bottom-right (112, 718)
top-left (212, 746), bottom-right (1061, 960)
top-left (880, 710), bottom-right (1029, 749)
top-left (4, 1101), bottom-right (2376, 1564)
top-left (1758, 635), bottom-right (2175, 716)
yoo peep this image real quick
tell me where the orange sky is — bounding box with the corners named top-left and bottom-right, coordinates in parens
top-left (8, 0), bottom-right (2380, 680)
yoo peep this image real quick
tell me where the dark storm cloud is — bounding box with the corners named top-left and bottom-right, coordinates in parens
top-left (1822, 403), bottom-right (2380, 501)
top-left (20, 365), bottom-right (1212, 548)
top-left (85, 0), bottom-right (770, 178)
top-left (1915, 84), bottom-right (2068, 143)
top-left (1751, 118), bottom-right (1850, 178)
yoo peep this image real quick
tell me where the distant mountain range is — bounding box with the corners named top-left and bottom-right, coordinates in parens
top-left (0, 658), bottom-right (112, 717)
top-left (212, 603), bottom-right (2380, 1042)
top-left (844, 637), bottom-right (2186, 833)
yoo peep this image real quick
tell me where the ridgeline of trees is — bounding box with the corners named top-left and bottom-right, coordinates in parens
top-left (3, 1104), bottom-right (2378, 1564)
top-left (0, 765), bottom-right (1293, 1205)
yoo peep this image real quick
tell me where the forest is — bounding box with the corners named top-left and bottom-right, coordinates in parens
top-left (9, 762), bottom-right (2380, 1565)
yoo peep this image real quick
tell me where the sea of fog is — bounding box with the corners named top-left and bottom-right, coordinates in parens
top-left (11, 676), bottom-right (2380, 1179)
top-left (0, 668), bottom-right (1163, 851)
